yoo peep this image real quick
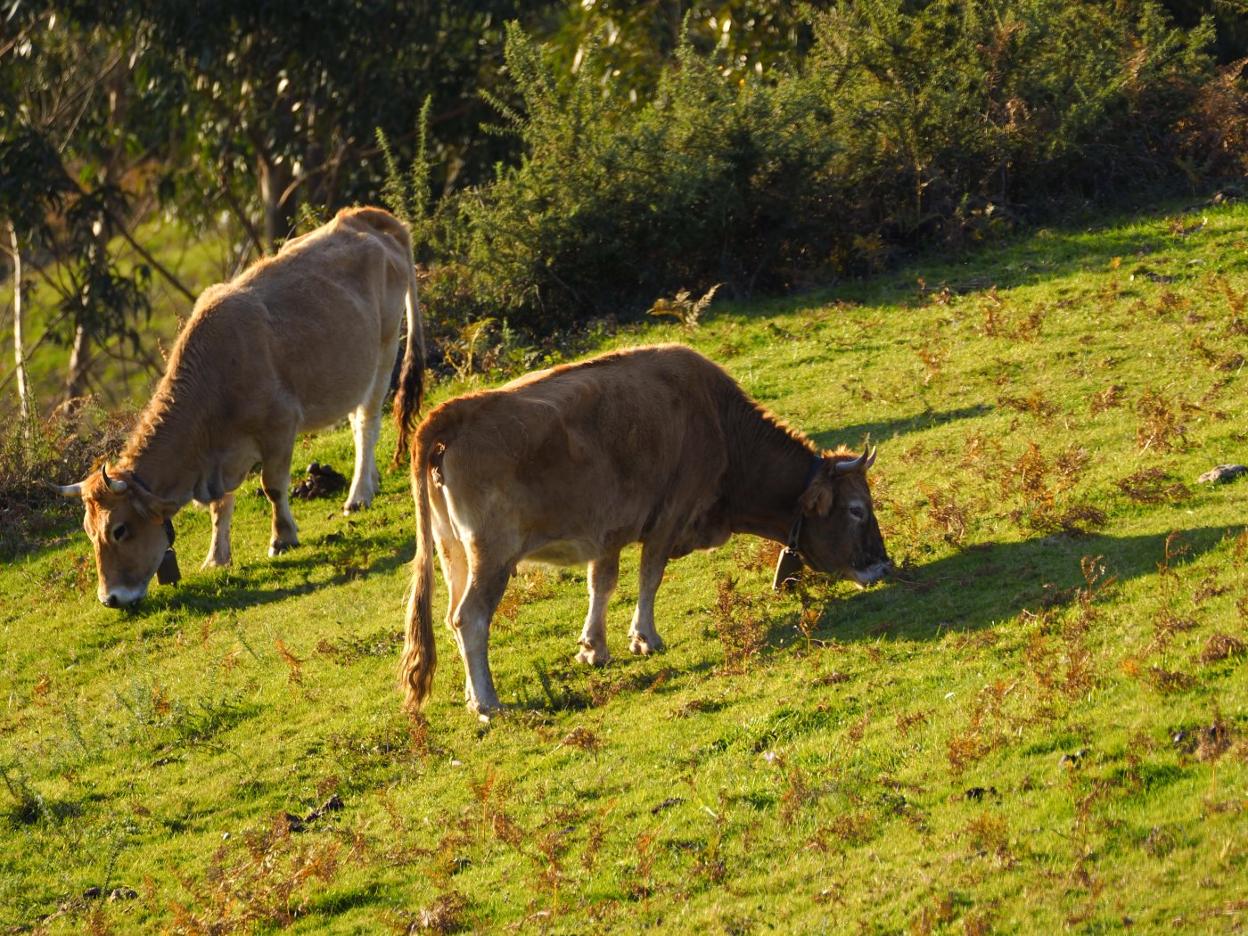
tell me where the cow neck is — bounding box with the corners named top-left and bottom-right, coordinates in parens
top-left (724, 403), bottom-right (821, 545)
top-left (117, 381), bottom-right (206, 510)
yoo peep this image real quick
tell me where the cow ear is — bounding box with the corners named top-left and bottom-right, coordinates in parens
top-left (129, 483), bottom-right (180, 521)
top-left (799, 475), bottom-right (836, 517)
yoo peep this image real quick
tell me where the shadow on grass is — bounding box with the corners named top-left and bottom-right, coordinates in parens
top-left (813, 403), bottom-right (992, 449)
top-left (120, 532), bottom-right (414, 618)
top-left (794, 524), bottom-right (1236, 644)
top-left (511, 654), bottom-right (711, 714)
top-left (728, 196), bottom-right (1247, 325)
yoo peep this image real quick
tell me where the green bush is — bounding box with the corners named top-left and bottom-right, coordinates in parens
top-left (404, 1), bottom-right (1231, 336)
top-left (0, 400), bottom-right (135, 560)
top-left (808, 0), bottom-right (1215, 241)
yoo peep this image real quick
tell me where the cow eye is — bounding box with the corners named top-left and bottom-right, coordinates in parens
top-left (848, 506), bottom-right (866, 522)
top-left (112, 523), bottom-right (129, 542)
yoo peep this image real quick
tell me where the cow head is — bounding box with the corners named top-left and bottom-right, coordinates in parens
top-left (56, 465), bottom-right (180, 608)
top-left (794, 446), bottom-right (891, 587)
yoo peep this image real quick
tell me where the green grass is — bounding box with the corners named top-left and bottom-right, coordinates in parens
top-left (3, 199), bottom-right (1247, 933)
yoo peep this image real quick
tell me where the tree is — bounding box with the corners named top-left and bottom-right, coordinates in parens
top-left (0, 8), bottom-right (162, 413)
top-left (81, 0), bottom-right (563, 255)
top-left (542, 1), bottom-right (826, 101)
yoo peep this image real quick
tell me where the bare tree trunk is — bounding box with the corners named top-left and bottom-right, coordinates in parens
top-left (258, 155), bottom-right (295, 253)
top-left (7, 220), bottom-right (34, 437)
top-left (63, 321), bottom-right (91, 401)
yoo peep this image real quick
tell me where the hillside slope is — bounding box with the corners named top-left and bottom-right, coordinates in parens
top-left (2, 200), bottom-right (1246, 934)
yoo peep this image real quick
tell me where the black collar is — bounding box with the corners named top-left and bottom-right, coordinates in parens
top-left (773, 455), bottom-right (823, 591)
top-left (785, 455), bottom-right (824, 552)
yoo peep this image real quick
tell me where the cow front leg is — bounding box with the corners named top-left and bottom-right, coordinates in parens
top-left (576, 553), bottom-right (619, 666)
top-left (260, 445), bottom-right (299, 556)
top-left (629, 543), bottom-right (669, 655)
top-left (453, 565), bottom-right (510, 718)
top-left (201, 492), bottom-right (236, 569)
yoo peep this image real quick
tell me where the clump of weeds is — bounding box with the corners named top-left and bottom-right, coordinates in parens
top-left (170, 814), bottom-right (340, 932)
top-left (399, 890), bottom-right (470, 934)
top-left (915, 338), bottom-right (948, 386)
top-left (1090, 384), bottom-right (1125, 414)
top-left (921, 483), bottom-right (968, 545)
top-left (1136, 389), bottom-right (1189, 452)
top-left (1199, 632), bottom-right (1246, 665)
top-left (998, 389), bottom-right (1058, 420)
top-left (1114, 468), bottom-right (1190, 505)
top-left (711, 575), bottom-right (767, 674)
top-left (627, 829), bottom-right (658, 900)
top-left (274, 639), bottom-right (304, 686)
top-left (1024, 557), bottom-right (1114, 717)
top-left (1003, 444), bottom-right (1104, 535)
top-left (963, 811), bottom-right (1014, 867)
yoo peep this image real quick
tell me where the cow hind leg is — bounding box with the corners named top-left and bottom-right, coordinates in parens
top-left (344, 381), bottom-right (387, 513)
top-left (453, 564), bottom-right (510, 719)
top-left (435, 536), bottom-right (472, 704)
top-left (629, 543), bottom-right (669, 655)
top-left (576, 553), bottom-right (619, 666)
top-left (260, 440), bottom-right (299, 556)
top-left (202, 492), bottom-right (236, 569)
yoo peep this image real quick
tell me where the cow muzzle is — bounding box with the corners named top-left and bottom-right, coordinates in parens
top-left (847, 560), bottom-right (892, 589)
top-left (99, 584), bottom-right (147, 608)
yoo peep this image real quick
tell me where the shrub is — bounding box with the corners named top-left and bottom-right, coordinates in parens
top-left (452, 22), bottom-right (844, 332)
top-left (396, 2), bottom-right (1225, 337)
top-left (0, 399), bottom-right (134, 560)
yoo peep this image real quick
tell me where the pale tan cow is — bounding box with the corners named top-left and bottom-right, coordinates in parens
top-left (399, 344), bottom-right (890, 717)
top-left (57, 206), bottom-right (425, 607)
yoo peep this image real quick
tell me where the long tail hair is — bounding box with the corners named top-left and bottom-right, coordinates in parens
top-left (392, 258), bottom-right (425, 466)
top-left (397, 431), bottom-right (436, 712)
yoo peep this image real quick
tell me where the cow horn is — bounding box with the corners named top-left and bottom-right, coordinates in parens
top-left (54, 481), bottom-right (84, 498)
top-left (834, 440), bottom-right (874, 475)
top-left (834, 450), bottom-right (866, 474)
top-left (101, 464), bottom-right (128, 494)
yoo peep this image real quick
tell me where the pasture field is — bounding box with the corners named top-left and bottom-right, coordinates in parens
top-left (3, 199), bottom-right (1247, 934)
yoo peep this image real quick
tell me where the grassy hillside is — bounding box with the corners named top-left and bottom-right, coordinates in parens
top-left (2, 199), bottom-right (1246, 934)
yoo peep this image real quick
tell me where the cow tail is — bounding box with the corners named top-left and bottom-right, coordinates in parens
top-left (392, 258), bottom-right (426, 467)
top-left (398, 431), bottom-right (436, 713)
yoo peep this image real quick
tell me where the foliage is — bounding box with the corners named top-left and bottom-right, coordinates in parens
top-left (445, 20), bottom-right (844, 331)
top-left (63, 0), bottom-right (563, 253)
top-left (7, 0), bottom-right (1248, 410)
top-left (807, 0), bottom-right (1215, 235)
top-left (648, 283), bottom-right (721, 328)
top-left (542, 0), bottom-right (826, 99)
top-left (0, 8), bottom-right (158, 403)
top-left (0, 399), bottom-right (134, 561)
top-left (406, 1), bottom-right (1239, 335)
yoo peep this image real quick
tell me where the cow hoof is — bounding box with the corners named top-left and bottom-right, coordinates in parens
top-left (575, 644), bottom-right (611, 667)
top-left (629, 634), bottom-right (665, 655)
top-left (343, 498), bottom-right (371, 514)
top-left (201, 555), bottom-right (232, 570)
top-left (268, 539), bottom-right (298, 557)
top-left (469, 701), bottom-right (504, 722)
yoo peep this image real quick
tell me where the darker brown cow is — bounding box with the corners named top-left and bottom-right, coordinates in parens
top-left (399, 344), bottom-right (890, 717)
top-left (57, 206), bottom-right (425, 607)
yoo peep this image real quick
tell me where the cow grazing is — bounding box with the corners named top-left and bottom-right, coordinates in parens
top-left (57, 206), bottom-right (425, 608)
top-left (399, 344), bottom-right (890, 717)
